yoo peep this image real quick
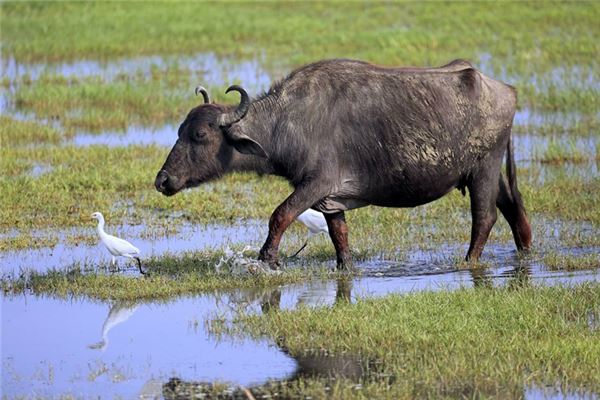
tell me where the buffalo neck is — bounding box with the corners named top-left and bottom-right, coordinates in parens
top-left (229, 151), bottom-right (274, 175)
top-left (227, 100), bottom-right (279, 176)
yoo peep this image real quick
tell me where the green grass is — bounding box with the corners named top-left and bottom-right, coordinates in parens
top-left (3, 2), bottom-right (598, 71)
top-left (1, 4), bottom-right (598, 397)
top-left (0, 115), bottom-right (66, 146)
top-left (9, 72), bottom-right (239, 133)
top-left (2, 2), bottom-right (599, 132)
top-left (1, 130), bottom-right (598, 256)
top-left (521, 175), bottom-right (600, 224)
top-left (534, 137), bottom-right (590, 164)
top-left (0, 249), bottom-right (332, 301)
top-left (231, 283), bottom-right (600, 399)
top-left (543, 253), bottom-right (600, 271)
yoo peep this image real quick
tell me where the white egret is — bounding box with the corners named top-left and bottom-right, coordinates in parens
top-left (91, 212), bottom-right (146, 275)
top-left (291, 209), bottom-right (329, 257)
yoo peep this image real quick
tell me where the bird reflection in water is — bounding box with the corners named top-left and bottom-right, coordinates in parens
top-left (88, 301), bottom-right (138, 351)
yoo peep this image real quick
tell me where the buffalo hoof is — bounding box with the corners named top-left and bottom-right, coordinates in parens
top-left (335, 253), bottom-right (355, 272)
top-left (258, 249), bottom-right (280, 270)
top-left (335, 260), bottom-right (356, 273)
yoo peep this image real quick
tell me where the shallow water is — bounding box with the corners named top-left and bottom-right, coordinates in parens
top-left (0, 220), bottom-right (265, 274)
top-left (29, 163), bottom-right (54, 178)
top-left (478, 52), bottom-right (600, 91)
top-left (2, 256), bottom-right (600, 397)
top-left (2, 216), bottom-right (599, 397)
top-left (1, 295), bottom-right (296, 398)
top-left (525, 385), bottom-right (599, 400)
top-left (72, 124), bottom-right (178, 147)
top-left (514, 134), bottom-right (598, 162)
top-left (2, 52), bottom-right (599, 398)
top-left (67, 128), bottom-right (600, 181)
top-left (2, 53), bottom-right (274, 93)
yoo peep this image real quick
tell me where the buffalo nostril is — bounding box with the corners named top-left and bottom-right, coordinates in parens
top-left (155, 171), bottom-right (169, 192)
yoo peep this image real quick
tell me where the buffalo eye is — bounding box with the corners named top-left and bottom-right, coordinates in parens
top-left (192, 129), bottom-right (207, 142)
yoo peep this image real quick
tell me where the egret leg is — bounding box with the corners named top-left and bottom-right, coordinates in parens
top-left (124, 255), bottom-right (146, 275)
top-left (289, 240), bottom-right (309, 258)
top-left (134, 256), bottom-right (146, 275)
top-left (109, 256), bottom-right (117, 272)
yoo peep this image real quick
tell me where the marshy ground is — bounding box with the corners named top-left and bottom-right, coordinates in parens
top-left (1, 2), bottom-right (599, 399)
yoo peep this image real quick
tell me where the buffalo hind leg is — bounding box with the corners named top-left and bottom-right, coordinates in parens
top-left (259, 185), bottom-right (324, 269)
top-left (466, 169), bottom-right (500, 261)
top-left (497, 174), bottom-right (532, 251)
top-left (324, 211), bottom-right (353, 270)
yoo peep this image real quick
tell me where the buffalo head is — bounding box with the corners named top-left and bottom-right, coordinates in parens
top-left (155, 85), bottom-right (267, 196)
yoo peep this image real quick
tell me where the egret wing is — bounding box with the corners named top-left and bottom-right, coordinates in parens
top-left (104, 234), bottom-right (140, 255)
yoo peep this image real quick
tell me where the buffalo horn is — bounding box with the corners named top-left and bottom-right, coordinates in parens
top-left (195, 86), bottom-right (210, 104)
top-left (218, 85), bottom-right (250, 127)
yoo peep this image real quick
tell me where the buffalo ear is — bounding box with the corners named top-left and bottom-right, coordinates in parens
top-left (228, 133), bottom-right (268, 158)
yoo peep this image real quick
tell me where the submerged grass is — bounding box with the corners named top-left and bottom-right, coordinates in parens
top-left (543, 253), bottom-right (600, 271)
top-left (0, 250), bottom-right (330, 301)
top-left (1, 131), bottom-right (598, 255)
top-left (1, 4), bottom-right (598, 397)
top-left (534, 137), bottom-right (590, 164)
top-left (0, 115), bottom-right (66, 146)
top-left (237, 283), bottom-right (600, 399)
top-left (0, 2), bottom-right (598, 267)
top-left (2, 2), bottom-right (599, 131)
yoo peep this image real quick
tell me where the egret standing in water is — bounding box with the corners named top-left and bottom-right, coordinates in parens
top-left (91, 212), bottom-right (145, 275)
top-left (291, 209), bottom-right (329, 258)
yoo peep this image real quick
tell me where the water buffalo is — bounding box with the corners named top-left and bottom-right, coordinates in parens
top-left (155, 59), bottom-right (532, 270)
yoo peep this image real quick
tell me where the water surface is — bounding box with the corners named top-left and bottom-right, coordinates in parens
top-left (3, 258), bottom-right (600, 398)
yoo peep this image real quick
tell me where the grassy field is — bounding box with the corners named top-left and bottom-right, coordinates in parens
top-left (3, 2), bottom-right (598, 69)
top-left (1, 2), bottom-right (599, 132)
top-left (1, 2), bottom-right (599, 397)
top-left (222, 283), bottom-right (600, 399)
top-left (0, 1), bottom-right (598, 272)
top-left (1, 0), bottom-right (599, 290)
top-left (0, 249), bottom-right (335, 301)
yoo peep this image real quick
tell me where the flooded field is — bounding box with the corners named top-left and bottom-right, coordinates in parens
top-left (0, 221), bottom-right (265, 274)
top-left (2, 2), bottom-right (599, 398)
top-left (3, 260), bottom-right (599, 398)
top-left (2, 295), bottom-right (295, 398)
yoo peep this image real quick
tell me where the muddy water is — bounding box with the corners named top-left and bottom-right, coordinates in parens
top-left (513, 134), bottom-right (598, 162)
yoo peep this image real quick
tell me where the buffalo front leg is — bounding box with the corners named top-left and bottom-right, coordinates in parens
top-left (259, 186), bottom-right (323, 269)
top-left (324, 211), bottom-right (353, 270)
